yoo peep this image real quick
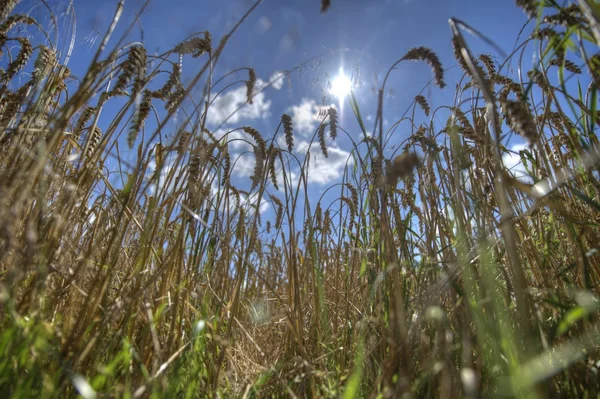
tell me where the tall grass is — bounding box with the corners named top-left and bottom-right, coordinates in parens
top-left (1, 0), bottom-right (600, 397)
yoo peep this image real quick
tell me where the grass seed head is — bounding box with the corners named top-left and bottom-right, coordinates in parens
top-left (328, 107), bottom-right (338, 140)
top-left (516, 0), bottom-right (538, 18)
top-left (246, 68), bottom-right (257, 104)
top-left (173, 32), bottom-right (211, 57)
top-left (318, 123), bottom-right (328, 158)
top-left (250, 145), bottom-right (265, 191)
top-left (414, 95), bottom-right (430, 116)
top-left (281, 113), bottom-right (294, 152)
top-left (386, 152), bottom-right (420, 185)
top-left (502, 99), bottom-right (538, 143)
top-left (0, 3), bottom-right (23, 25)
top-left (85, 126), bottom-right (103, 159)
top-left (478, 54), bottom-right (496, 77)
top-left (268, 146), bottom-right (279, 190)
top-left (549, 58), bottom-right (582, 74)
top-left (402, 46), bottom-right (445, 88)
top-left (2, 37), bottom-right (33, 82)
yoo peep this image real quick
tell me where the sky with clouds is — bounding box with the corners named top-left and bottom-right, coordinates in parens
top-left (15, 0), bottom-right (536, 217)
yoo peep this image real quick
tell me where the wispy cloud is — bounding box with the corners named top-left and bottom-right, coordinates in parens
top-left (256, 16), bottom-right (272, 34)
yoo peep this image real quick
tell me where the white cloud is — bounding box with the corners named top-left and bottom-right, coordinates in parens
top-left (206, 82), bottom-right (271, 126)
top-left (205, 73), bottom-right (286, 127)
top-left (142, 146), bottom-right (271, 217)
top-left (306, 146), bottom-right (352, 185)
top-left (213, 128), bottom-right (254, 153)
top-left (240, 191), bottom-right (271, 215)
top-left (207, 182), bottom-right (270, 216)
top-left (146, 152), bottom-right (182, 196)
top-left (503, 143), bottom-right (563, 198)
top-left (268, 71), bottom-right (285, 90)
top-left (295, 139), bottom-right (353, 185)
top-left (229, 151), bottom-right (299, 191)
top-left (289, 98), bottom-right (320, 135)
top-left (502, 143), bottom-right (532, 183)
top-left (278, 170), bottom-right (299, 189)
top-left (146, 146), bottom-right (221, 197)
top-left (231, 153), bottom-right (256, 178)
top-left (287, 98), bottom-right (335, 137)
top-left (259, 199), bottom-right (271, 214)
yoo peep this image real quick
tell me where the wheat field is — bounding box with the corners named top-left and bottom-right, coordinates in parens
top-left (1, 0), bottom-right (600, 397)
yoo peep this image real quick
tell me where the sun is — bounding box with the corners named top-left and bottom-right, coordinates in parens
top-left (330, 68), bottom-right (352, 100)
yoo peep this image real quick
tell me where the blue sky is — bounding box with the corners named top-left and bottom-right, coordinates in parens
top-left (13, 0), bottom-right (537, 220)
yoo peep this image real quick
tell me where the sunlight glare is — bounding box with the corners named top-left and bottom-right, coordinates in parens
top-left (330, 69), bottom-right (352, 100)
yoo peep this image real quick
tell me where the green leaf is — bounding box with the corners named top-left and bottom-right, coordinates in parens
top-left (120, 173), bottom-right (135, 201)
top-left (359, 257), bottom-right (367, 278)
top-left (557, 292), bottom-right (600, 336)
top-left (343, 337), bottom-right (365, 399)
top-left (557, 306), bottom-right (587, 336)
